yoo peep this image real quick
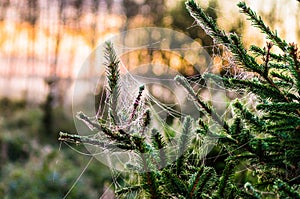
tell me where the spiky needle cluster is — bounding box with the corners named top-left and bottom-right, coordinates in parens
top-left (59, 1), bottom-right (300, 198)
top-left (184, 0), bottom-right (300, 198)
top-left (104, 41), bottom-right (121, 124)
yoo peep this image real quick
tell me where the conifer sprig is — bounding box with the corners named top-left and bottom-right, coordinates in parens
top-left (214, 160), bottom-right (236, 198)
top-left (151, 129), bottom-right (167, 168)
top-left (177, 116), bottom-right (193, 175)
top-left (257, 102), bottom-right (300, 112)
top-left (59, 131), bottom-right (104, 146)
top-left (275, 179), bottom-right (300, 199)
top-left (186, 0), bottom-right (263, 74)
top-left (129, 85), bottom-right (145, 123)
top-left (237, 2), bottom-right (288, 51)
top-left (175, 75), bottom-right (230, 132)
top-left (185, 0), bottom-right (300, 196)
top-left (104, 41), bottom-right (120, 124)
top-left (185, 0), bottom-right (230, 45)
top-left (250, 45), bottom-right (284, 62)
top-left (188, 167), bottom-right (216, 198)
top-left (59, 1), bottom-right (300, 198)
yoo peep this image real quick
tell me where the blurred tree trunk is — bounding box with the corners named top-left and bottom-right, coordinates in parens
top-left (0, 142), bottom-right (8, 170)
top-left (87, 0), bottom-right (99, 78)
top-left (52, 0), bottom-right (64, 78)
top-left (0, 0), bottom-right (9, 21)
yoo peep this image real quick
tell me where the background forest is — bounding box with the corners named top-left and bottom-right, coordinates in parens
top-left (0, 0), bottom-right (299, 198)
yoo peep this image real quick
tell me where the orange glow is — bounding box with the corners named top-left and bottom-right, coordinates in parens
top-left (0, 12), bottom-right (124, 79)
top-left (0, 0), bottom-right (299, 102)
top-left (119, 49), bottom-right (198, 76)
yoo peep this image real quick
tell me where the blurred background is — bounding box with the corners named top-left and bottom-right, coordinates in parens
top-left (0, 0), bottom-right (299, 198)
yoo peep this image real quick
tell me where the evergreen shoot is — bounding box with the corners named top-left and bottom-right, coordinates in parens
top-left (59, 1), bottom-right (300, 198)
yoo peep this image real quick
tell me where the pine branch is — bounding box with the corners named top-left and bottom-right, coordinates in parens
top-left (213, 160), bottom-right (236, 198)
top-left (151, 129), bottom-right (167, 168)
top-left (76, 112), bottom-right (134, 147)
top-left (250, 45), bottom-right (284, 62)
top-left (186, 1), bottom-right (299, 107)
top-left (58, 132), bottom-right (134, 150)
top-left (104, 41), bottom-right (120, 124)
top-left (59, 1), bottom-right (300, 198)
top-left (230, 117), bottom-right (242, 135)
top-left (141, 109), bottom-right (151, 135)
top-left (76, 111), bottom-right (102, 131)
top-left (186, 0), bottom-right (263, 74)
top-left (198, 117), bottom-right (237, 145)
top-left (142, 171), bottom-right (162, 199)
top-left (288, 43), bottom-right (300, 93)
top-left (115, 185), bottom-right (142, 195)
top-left (185, 0), bottom-right (230, 45)
top-left (163, 170), bottom-right (188, 196)
top-left (58, 132), bottom-right (104, 146)
top-left (233, 100), bottom-right (264, 128)
top-left (187, 166), bottom-right (204, 198)
top-left (259, 42), bottom-right (297, 105)
top-left (128, 131), bottom-right (162, 198)
top-left (187, 167), bottom-right (216, 198)
top-left (177, 116), bottom-right (193, 175)
top-left (257, 102), bottom-right (300, 112)
top-left (229, 33), bottom-right (263, 73)
top-left (175, 75), bottom-right (230, 132)
top-left (229, 78), bottom-right (287, 102)
top-left (129, 85), bottom-right (145, 123)
top-left (270, 71), bottom-right (294, 85)
top-left (237, 2), bottom-right (288, 51)
top-left (275, 179), bottom-right (300, 199)
top-left (204, 72), bottom-right (298, 116)
top-left (289, 43), bottom-right (300, 72)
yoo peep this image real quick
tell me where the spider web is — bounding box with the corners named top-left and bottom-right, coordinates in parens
top-left (60, 28), bottom-right (252, 198)
top-left (54, 0), bottom-right (300, 197)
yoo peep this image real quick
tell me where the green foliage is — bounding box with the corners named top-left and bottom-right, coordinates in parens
top-left (60, 1), bottom-right (300, 198)
top-left (0, 98), bottom-right (112, 198)
top-left (185, 0), bottom-right (300, 197)
top-left (176, 116), bottom-right (193, 175)
top-left (105, 41), bottom-right (121, 124)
